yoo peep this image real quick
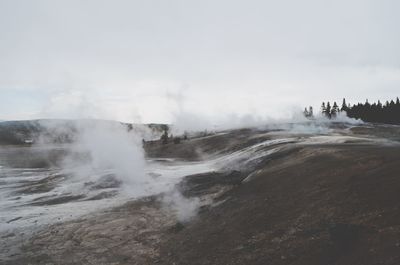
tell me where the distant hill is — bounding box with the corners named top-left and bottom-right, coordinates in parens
top-left (0, 119), bottom-right (167, 145)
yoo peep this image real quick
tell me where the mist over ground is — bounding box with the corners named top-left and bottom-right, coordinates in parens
top-left (1, 1), bottom-right (400, 264)
top-left (37, 120), bottom-right (203, 222)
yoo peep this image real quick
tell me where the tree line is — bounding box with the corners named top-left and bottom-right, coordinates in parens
top-left (306, 97), bottom-right (400, 124)
top-left (344, 98), bottom-right (400, 124)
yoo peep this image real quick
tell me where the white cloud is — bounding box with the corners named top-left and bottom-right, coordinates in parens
top-left (0, 0), bottom-right (399, 123)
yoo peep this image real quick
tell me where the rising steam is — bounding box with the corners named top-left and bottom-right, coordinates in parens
top-left (38, 119), bottom-right (201, 221)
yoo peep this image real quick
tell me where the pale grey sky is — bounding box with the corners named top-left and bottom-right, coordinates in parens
top-left (1, 0), bottom-right (399, 123)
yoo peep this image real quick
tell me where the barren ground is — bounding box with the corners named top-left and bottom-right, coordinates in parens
top-left (2, 123), bottom-right (400, 265)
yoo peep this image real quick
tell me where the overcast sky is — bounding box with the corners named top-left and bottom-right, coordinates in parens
top-left (1, 0), bottom-right (399, 123)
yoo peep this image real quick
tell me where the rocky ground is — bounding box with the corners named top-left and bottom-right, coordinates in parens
top-left (2, 123), bottom-right (400, 265)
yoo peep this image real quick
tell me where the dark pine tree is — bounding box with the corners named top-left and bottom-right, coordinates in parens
top-left (341, 98), bottom-right (348, 112)
top-left (325, 97), bottom-right (400, 124)
top-left (325, 102), bottom-right (332, 118)
top-left (303, 106), bottom-right (314, 119)
top-left (331, 102), bottom-right (339, 118)
top-left (304, 107), bottom-right (309, 117)
top-left (321, 102), bottom-right (326, 116)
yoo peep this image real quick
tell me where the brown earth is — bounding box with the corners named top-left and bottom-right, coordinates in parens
top-left (144, 128), bottom-right (276, 160)
top-left (2, 125), bottom-right (400, 265)
top-left (158, 144), bottom-right (400, 265)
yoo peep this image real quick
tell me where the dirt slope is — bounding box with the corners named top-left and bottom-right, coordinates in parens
top-left (2, 125), bottom-right (400, 265)
top-left (158, 145), bottom-right (400, 265)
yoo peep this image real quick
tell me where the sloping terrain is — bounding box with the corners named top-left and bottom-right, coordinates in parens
top-left (1, 123), bottom-right (400, 265)
top-left (159, 145), bottom-right (400, 265)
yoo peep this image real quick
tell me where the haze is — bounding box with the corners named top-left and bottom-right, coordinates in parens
top-left (1, 0), bottom-right (399, 124)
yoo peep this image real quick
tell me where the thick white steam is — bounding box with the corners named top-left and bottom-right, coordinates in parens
top-left (69, 121), bottom-right (147, 196)
top-left (37, 120), bottom-right (202, 221)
